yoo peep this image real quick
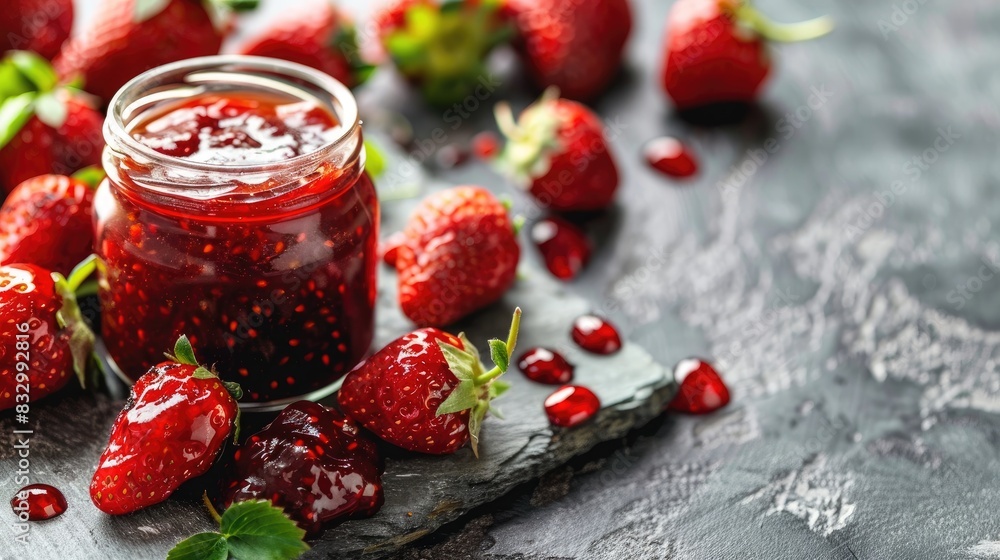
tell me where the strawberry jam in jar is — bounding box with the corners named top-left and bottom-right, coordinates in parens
top-left (96, 57), bottom-right (378, 408)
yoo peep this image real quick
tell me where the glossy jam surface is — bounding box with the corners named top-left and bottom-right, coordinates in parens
top-left (531, 217), bottom-right (591, 280)
top-left (644, 137), bottom-right (698, 178)
top-left (11, 484), bottom-right (67, 521)
top-left (668, 358), bottom-right (730, 414)
top-left (544, 385), bottom-right (600, 428)
top-left (571, 315), bottom-right (622, 355)
top-left (131, 92), bottom-right (343, 165)
top-left (518, 347), bottom-right (574, 385)
top-left (97, 90), bottom-right (378, 403)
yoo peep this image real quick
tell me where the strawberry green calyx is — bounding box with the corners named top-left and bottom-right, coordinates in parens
top-left (494, 87), bottom-right (563, 187)
top-left (53, 255), bottom-right (98, 387)
top-left (384, 0), bottom-right (512, 106)
top-left (0, 51), bottom-right (69, 151)
top-left (167, 334), bottom-right (243, 439)
top-left (729, 1), bottom-right (833, 43)
top-left (331, 24), bottom-right (377, 86)
top-left (436, 307), bottom-right (522, 457)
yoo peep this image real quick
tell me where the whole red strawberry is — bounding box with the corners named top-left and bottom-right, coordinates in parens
top-left (90, 335), bottom-right (241, 515)
top-left (237, 0), bottom-right (371, 87)
top-left (0, 0), bottom-right (74, 60)
top-left (55, 0), bottom-right (257, 104)
top-left (221, 400), bottom-right (383, 535)
top-left (0, 52), bottom-right (104, 195)
top-left (0, 261), bottom-right (94, 411)
top-left (374, 0), bottom-right (511, 106)
top-left (0, 174), bottom-right (98, 275)
top-left (339, 308), bottom-right (521, 456)
top-left (393, 186), bottom-right (519, 327)
top-left (504, 0), bottom-right (632, 101)
top-left (662, 0), bottom-right (832, 110)
top-left (494, 89), bottom-right (619, 212)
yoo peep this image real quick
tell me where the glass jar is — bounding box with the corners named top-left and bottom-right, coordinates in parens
top-left (95, 56), bottom-right (379, 408)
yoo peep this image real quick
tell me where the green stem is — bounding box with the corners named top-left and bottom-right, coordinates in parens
top-left (202, 492), bottom-right (223, 525)
top-left (733, 4), bottom-right (833, 43)
top-left (65, 254), bottom-right (98, 293)
top-left (475, 307), bottom-right (522, 384)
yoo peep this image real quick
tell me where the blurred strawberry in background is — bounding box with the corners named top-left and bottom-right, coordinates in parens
top-left (0, 51), bottom-right (103, 196)
top-left (504, 0), bottom-right (632, 101)
top-left (55, 0), bottom-right (258, 104)
top-left (237, 0), bottom-right (373, 87)
top-left (375, 0), bottom-right (511, 106)
top-left (0, 0), bottom-right (75, 60)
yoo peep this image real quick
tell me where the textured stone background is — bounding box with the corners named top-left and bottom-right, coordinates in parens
top-left (8, 0), bottom-right (1000, 559)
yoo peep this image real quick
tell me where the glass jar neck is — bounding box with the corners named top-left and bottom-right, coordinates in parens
top-left (102, 56), bottom-right (366, 218)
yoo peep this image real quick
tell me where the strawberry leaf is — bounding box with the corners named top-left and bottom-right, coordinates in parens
top-left (0, 92), bottom-right (37, 151)
top-left (166, 533), bottom-right (229, 560)
top-left (437, 340), bottom-right (477, 381)
top-left (9, 51), bottom-right (58, 92)
top-left (436, 379), bottom-right (477, 416)
top-left (34, 92), bottom-right (67, 129)
top-left (72, 166), bottom-right (107, 189)
top-left (488, 339), bottom-right (509, 372)
top-left (363, 140), bottom-right (386, 178)
top-left (221, 501), bottom-right (309, 560)
top-left (173, 335), bottom-right (199, 366)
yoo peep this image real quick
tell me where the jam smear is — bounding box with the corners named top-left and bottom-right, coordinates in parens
top-left (531, 217), bottom-right (591, 280)
top-left (518, 347), bottom-right (574, 385)
top-left (668, 358), bottom-right (730, 414)
top-left (544, 385), bottom-right (600, 428)
top-left (571, 315), bottom-right (622, 355)
top-left (644, 137), bottom-right (698, 178)
top-left (11, 484), bottom-right (67, 521)
top-left (99, 90), bottom-right (378, 402)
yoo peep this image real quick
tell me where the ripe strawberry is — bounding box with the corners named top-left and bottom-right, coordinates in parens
top-left (393, 186), bottom-right (520, 327)
top-left (90, 335), bottom-right (241, 515)
top-left (54, 0), bottom-right (257, 104)
top-left (0, 174), bottom-right (98, 276)
top-left (494, 89), bottom-right (619, 212)
top-left (0, 261), bottom-right (95, 411)
top-left (237, 0), bottom-right (372, 87)
top-left (0, 52), bottom-right (104, 195)
top-left (662, 0), bottom-right (832, 110)
top-left (0, 0), bottom-right (74, 60)
top-left (375, 0), bottom-right (511, 106)
top-left (221, 401), bottom-right (383, 535)
top-left (504, 0), bottom-right (632, 101)
top-left (338, 308), bottom-right (521, 456)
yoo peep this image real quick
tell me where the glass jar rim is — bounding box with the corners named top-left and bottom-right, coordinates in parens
top-left (105, 55), bottom-right (362, 175)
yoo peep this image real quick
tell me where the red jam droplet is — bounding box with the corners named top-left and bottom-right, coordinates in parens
top-left (518, 348), bottom-right (574, 385)
top-left (472, 132), bottom-right (500, 160)
top-left (668, 358), bottom-right (730, 414)
top-left (571, 315), bottom-right (622, 355)
top-left (532, 217), bottom-right (592, 280)
top-left (644, 137), bottom-right (698, 178)
top-left (545, 385), bottom-right (600, 428)
top-left (11, 484), bottom-right (67, 521)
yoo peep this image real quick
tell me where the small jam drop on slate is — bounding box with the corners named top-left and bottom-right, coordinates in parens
top-left (11, 484), bottom-right (67, 521)
top-left (472, 132), bottom-right (500, 160)
top-left (644, 137), bottom-right (698, 178)
top-left (545, 385), bottom-right (600, 427)
top-left (518, 348), bottom-right (574, 385)
top-left (380, 232), bottom-right (408, 267)
top-left (531, 217), bottom-right (592, 280)
top-left (668, 358), bottom-right (730, 414)
top-left (571, 315), bottom-right (622, 355)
